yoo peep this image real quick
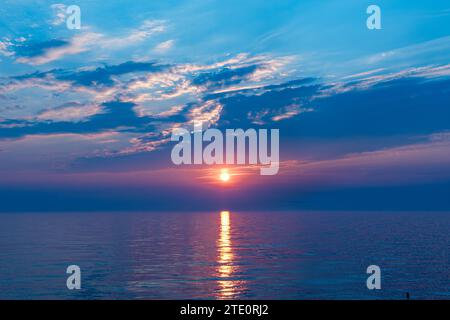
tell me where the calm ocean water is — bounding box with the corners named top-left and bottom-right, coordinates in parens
top-left (0, 211), bottom-right (449, 299)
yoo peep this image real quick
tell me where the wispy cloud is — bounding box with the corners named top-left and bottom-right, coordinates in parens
top-left (100, 20), bottom-right (166, 48)
top-left (320, 64), bottom-right (450, 97)
top-left (7, 19), bottom-right (167, 65)
top-left (49, 3), bottom-right (67, 26)
top-left (154, 39), bottom-right (175, 53)
top-left (36, 102), bottom-right (103, 122)
top-left (361, 36), bottom-right (450, 68)
top-left (0, 38), bottom-right (14, 57)
top-left (15, 33), bottom-right (102, 65)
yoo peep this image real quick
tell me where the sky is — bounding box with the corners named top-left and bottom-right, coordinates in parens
top-left (1, 0), bottom-right (450, 212)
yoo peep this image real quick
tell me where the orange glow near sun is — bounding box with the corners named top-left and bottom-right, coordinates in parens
top-left (219, 169), bottom-right (230, 182)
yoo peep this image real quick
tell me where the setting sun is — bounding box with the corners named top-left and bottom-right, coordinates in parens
top-left (219, 169), bottom-right (230, 182)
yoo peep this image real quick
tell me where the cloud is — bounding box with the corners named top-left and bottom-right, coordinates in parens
top-left (36, 102), bottom-right (103, 122)
top-left (3, 53), bottom-right (291, 120)
top-left (0, 100), bottom-right (153, 139)
top-left (16, 33), bottom-right (102, 65)
top-left (192, 64), bottom-right (259, 89)
top-left (14, 39), bottom-right (70, 58)
top-left (0, 131), bottom-right (127, 174)
top-left (10, 20), bottom-right (167, 65)
top-left (58, 61), bottom-right (169, 87)
top-left (360, 36), bottom-right (450, 68)
top-left (188, 100), bottom-right (223, 125)
top-left (3, 51), bottom-right (449, 170)
top-left (271, 104), bottom-right (312, 122)
top-left (0, 54), bottom-right (281, 154)
top-left (100, 20), bottom-right (166, 48)
top-left (0, 61), bottom-right (170, 110)
top-left (50, 3), bottom-right (67, 26)
top-left (154, 39), bottom-right (175, 53)
top-left (280, 132), bottom-right (450, 187)
top-left (342, 68), bottom-right (385, 80)
top-left (0, 39), bottom-right (14, 57)
top-left (319, 64), bottom-right (450, 97)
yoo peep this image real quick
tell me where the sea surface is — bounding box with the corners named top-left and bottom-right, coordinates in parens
top-left (0, 211), bottom-right (449, 299)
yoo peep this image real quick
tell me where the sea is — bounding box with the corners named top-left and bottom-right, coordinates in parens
top-left (0, 211), bottom-right (449, 299)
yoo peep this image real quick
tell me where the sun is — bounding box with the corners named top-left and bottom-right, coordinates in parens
top-left (219, 169), bottom-right (230, 182)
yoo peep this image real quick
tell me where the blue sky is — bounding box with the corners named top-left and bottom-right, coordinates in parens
top-left (0, 1), bottom-right (450, 211)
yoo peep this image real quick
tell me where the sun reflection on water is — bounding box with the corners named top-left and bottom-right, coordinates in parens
top-left (216, 210), bottom-right (245, 299)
